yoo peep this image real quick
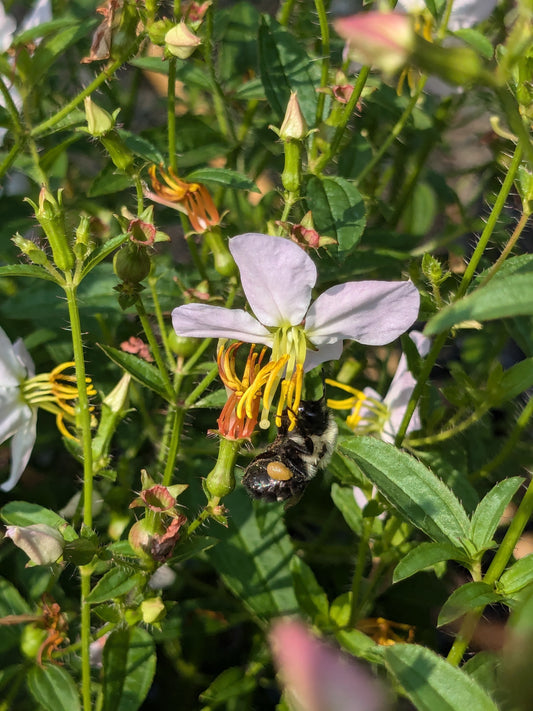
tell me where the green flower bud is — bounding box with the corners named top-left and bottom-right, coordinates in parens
top-left (84, 97), bottom-right (116, 136)
top-left (165, 21), bottom-right (202, 59)
top-left (141, 597), bottom-right (166, 624)
top-left (279, 92), bottom-right (307, 141)
top-left (281, 141), bottom-right (302, 193)
top-left (205, 438), bottom-right (240, 499)
top-left (168, 330), bottom-right (197, 358)
top-left (148, 18), bottom-right (174, 46)
top-left (5, 524), bottom-right (64, 566)
top-left (25, 187), bottom-right (74, 272)
top-left (12, 234), bottom-right (51, 267)
top-left (20, 624), bottom-right (48, 659)
top-left (113, 243), bottom-right (151, 284)
top-left (205, 229), bottom-right (237, 277)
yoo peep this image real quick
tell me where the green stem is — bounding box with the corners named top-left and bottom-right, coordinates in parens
top-left (64, 282), bottom-right (94, 711)
top-left (31, 57), bottom-right (124, 139)
top-left (356, 76), bottom-right (427, 187)
top-left (313, 0), bottom-right (330, 128)
top-left (0, 139), bottom-right (23, 182)
top-left (407, 403), bottom-right (491, 447)
top-left (148, 275), bottom-right (176, 370)
top-left (312, 67), bottom-right (370, 175)
top-left (0, 74), bottom-right (23, 134)
top-left (349, 523), bottom-right (371, 625)
top-left (203, 8), bottom-right (234, 141)
top-left (135, 297), bottom-right (174, 398)
top-left (184, 364), bottom-right (220, 407)
top-left (473, 394), bottom-right (533, 481)
top-left (167, 58), bottom-right (177, 171)
top-left (277, 0), bottom-right (297, 26)
top-left (133, 173), bottom-right (144, 215)
top-left (395, 143), bottom-right (524, 445)
top-left (480, 210), bottom-right (530, 287)
top-left (447, 476), bottom-right (533, 665)
top-left (161, 406), bottom-right (185, 486)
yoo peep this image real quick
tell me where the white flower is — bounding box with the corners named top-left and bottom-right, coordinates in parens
top-left (5, 523), bottom-right (64, 565)
top-left (395, 0), bottom-right (498, 32)
top-left (173, 233), bottom-right (420, 371)
top-left (0, 0), bottom-right (52, 144)
top-left (0, 327), bottom-right (37, 491)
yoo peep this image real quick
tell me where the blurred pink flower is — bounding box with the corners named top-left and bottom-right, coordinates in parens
top-left (270, 619), bottom-right (388, 711)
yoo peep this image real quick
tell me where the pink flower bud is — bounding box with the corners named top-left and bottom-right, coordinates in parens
top-left (5, 524), bottom-right (64, 566)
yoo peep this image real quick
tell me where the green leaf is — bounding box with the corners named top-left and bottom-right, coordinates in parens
top-left (185, 167), bottom-right (260, 192)
top-left (88, 166), bottom-right (134, 197)
top-left (306, 176), bottom-right (366, 253)
top-left (438, 582), bottom-right (503, 627)
top-left (167, 536), bottom-right (218, 564)
top-left (98, 344), bottom-right (171, 400)
top-left (385, 643), bottom-right (500, 711)
top-left (199, 667), bottom-right (256, 705)
top-left (190, 388), bottom-right (227, 409)
top-left (27, 664), bottom-right (81, 711)
top-left (102, 627), bottom-right (156, 711)
top-left (496, 358), bottom-right (533, 401)
top-left (330, 483), bottom-right (363, 535)
top-left (118, 130), bottom-right (164, 164)
top-left (335, 629), bottom-right (384, 665)
top-left (0, 577), bottom-right (31, 653)
top-left (452, 28), bottom-right (494, 59)
top-left (258, 15), bottom-right (320, 125)
top-left (290, 557), bottom-right (329, 624)
top-left (393, 542), bottom-right (470, 583)
top-left (0, 264), bottom-right (59, 283)
top-left (499, 554), bottom-right (533, 595)
top-left (1, 501), bottom-right (78, 542)
top-left (86, 567), bottom-right (141, 604)
top-left (206, 488), bottom-right (298, 621)
top-left (469, 477), bottom-right (523, 552)
top-left (338, 437), bottom-right (470, 545)
top-left (80, 234), bottom-right (129, 280)
top-left (425, 271), bottom-right (533, 335)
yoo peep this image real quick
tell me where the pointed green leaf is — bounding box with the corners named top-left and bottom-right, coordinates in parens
top-left (470, 477), bottom-right (523, 551)
top-left (80, 234), bottom-right (129, 280)
top-left (199, 667), bottom-right (256, 705)
top-left (438, 582), bottom-right (503, 627)
top-left (86, 567), bottom-right (142, 604)
top-left (258, 15), bottom-right (320, 125)
top-left (425, 271), bottom-right (533, 335)
top-left (496, 359), bottom-right (533, 401)
top-left (338, 437), bottom-right (470, 545)
top-left (385, 643), bottom-right (500, 711)
top-left (335, 629), bottom-right (384, 665)
top-left (499, 554), bottom-right (533, 595)
top-left (206, 488), bottom-right (298, 621)
top-left (452, 28), bottom-right (494, 59)
top-left (0, 264), bottom-right (59, 283)
top-left (306, 176), bottom-right (366, 253)
top-left (290, 557), bottom-right (329, 624)
top-left (393, 542), bottom-right (470, 583)
top-left (27, 665), bottom-right (81, 711)
top-left (185, 167), bottom-right (260, 192)
top-left (1, 501), bottom-right (78, 541)
top-left (331, 483), bottom-right (363, 535)
top-left (98, 344), bottom-right (171, 400)
top-left (102, 627), bottom-right (156, 711)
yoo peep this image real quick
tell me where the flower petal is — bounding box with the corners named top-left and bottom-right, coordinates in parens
top-left (0, 327), bottom-right (29, 385)
top-left (303, 341), bottom-right (344, 371)
top-left (172, 303), bottom-right (272, 345)
top-left (0, 390), bottom-right (31, 444)
top-left (1, 408), bottom-right (37, 491)
top-left (305, 280), bottom-right (420, 346)
top-left (229, 233), bottom-right (316, 327)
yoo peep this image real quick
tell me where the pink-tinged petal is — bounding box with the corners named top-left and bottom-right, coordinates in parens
top-left (383, 331), bottom-right (429, 439)
top-left (0, 328), bottom-right (28, 385)
top-left (334, 12), bottom-right (415, 75)
top-left (303, 341), bottom-right (344, 371)
top-left (1, 408), bottom-right (37, 491)
top-left (305, 281), bottom-right (420, 346)
top-left (172, 303), bottom-right (272, 345)
top-left (13, 338), bottom-right (35, 378)
top-left (0, 391), bottom-right (32, 444)
top-left (270, 619), bottom-right (388, 711)
top-left (229, 233), bottom-right (316, 327)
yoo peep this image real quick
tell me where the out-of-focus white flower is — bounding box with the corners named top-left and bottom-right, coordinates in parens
top-left (0, 327), bottom-right (37, 491)
top-left (0, 0), bottom-right (52, 143)
top-left (328, 331), bottom-right (430, 444)
top-left (395, 0), bottom-right (498, 32)
top-left (5, 523), bottom-right (64, 565)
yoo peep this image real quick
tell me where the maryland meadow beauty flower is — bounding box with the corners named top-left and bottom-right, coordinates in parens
top-left (173, 233), bottom-right (420, 427)
top-left (0, 326), bottom-right (95, 491)
top-left (328, 331), bottom-right (430, 444)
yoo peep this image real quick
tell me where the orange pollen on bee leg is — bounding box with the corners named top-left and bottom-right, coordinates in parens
top-left (267, 461), bottom-right (293, 481)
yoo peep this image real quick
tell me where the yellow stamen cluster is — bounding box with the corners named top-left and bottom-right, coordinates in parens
top-left (326, 378), bottom-right (389, 434)
top-left (21, 361), bottom-right (96, 439)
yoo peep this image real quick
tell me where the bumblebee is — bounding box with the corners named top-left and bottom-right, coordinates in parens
top-left (242, 394), bottom-right (338, 503)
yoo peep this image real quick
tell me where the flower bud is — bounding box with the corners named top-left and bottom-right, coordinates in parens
top-left (141, 596), bottom-right (166, 624)
top-left (165, 21), bottom-right (202, 59)
top-left (205, 438), bottom-right (240, 499)
top-left (84, 97), bottom-right (116, 136)
top-left (101, 132), bottom-right (135, 173)
top-left (334, 12), bottom-right (415, 75)
top-left (12, 234), bottom-right (51, 267)
top-left (113, 243), bottom-right (151, 284)
top-left (5, 524), bottom-right (64, 566)
top-left (204, 229), bottom-right (237, 277)
top-left (25, 187), bottom-right (74, 272)
top-left (168, 330), bottom-right (198, 358)
top-left (279, 92), bottom-right (307, 141)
